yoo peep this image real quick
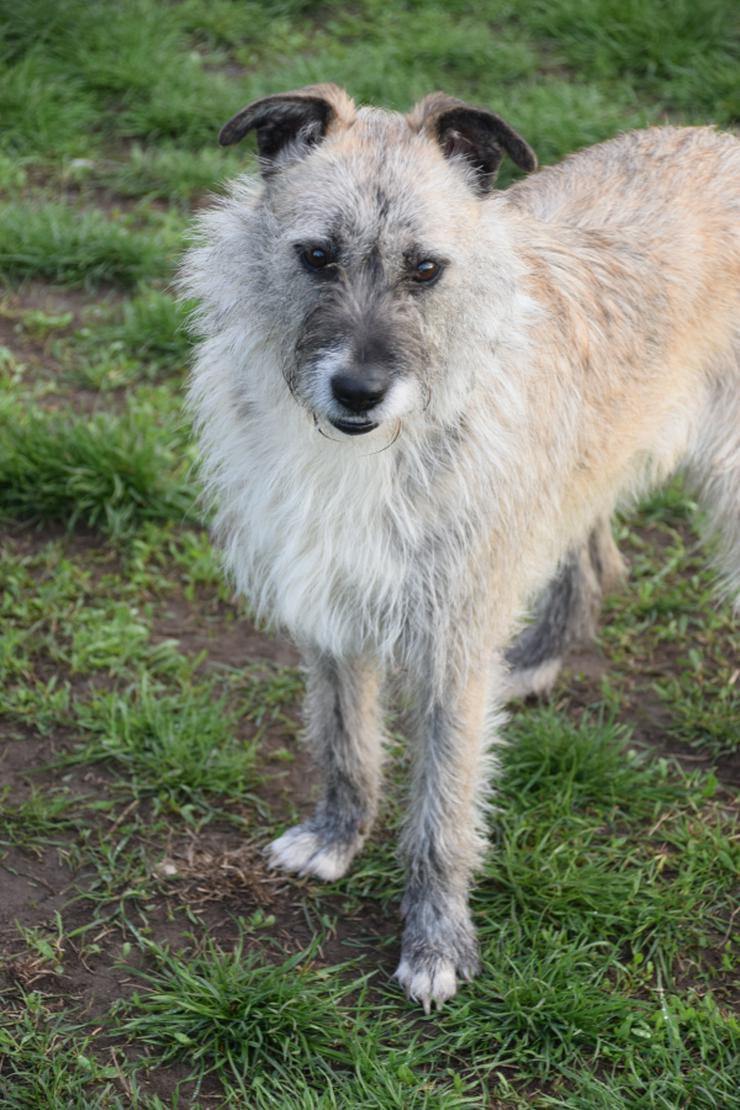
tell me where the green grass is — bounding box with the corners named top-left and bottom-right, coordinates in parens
top-left (102, 720), bottom-right (738, 1105)
top-left (0, 0), bottom-right (736, 193)
top-left (49, 289), bottom-right (194, 390)
top-left (83, 288), bottom-right (192, 371)
top-left (71, 680), bottom-right (259, 818)
top-left (93, 145), bottom-right (242, 202)
top-left (114, 938), bottom-right (363, 1097)
top-left (602, 496), bottom-right (739, 759)
top-left (0, 788), bottom-right (78, 853)
top-left (0, 204), bottom-right (177, 288)
top-left (0, 989), bottom-right (132, 1109)
top-left (515, 0), bottom-right (740, 118)
top-left (0, 542), bottom-right (184, 686)
top-left (0, 392), bottom-right (195, 535)
top-left (0, 1), bottom-right (737, 1106)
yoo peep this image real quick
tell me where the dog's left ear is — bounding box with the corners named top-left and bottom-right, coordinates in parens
top-left (219, 83), bottom-right (355, 173)
top-left (409, 93), bottom-right (537, 193)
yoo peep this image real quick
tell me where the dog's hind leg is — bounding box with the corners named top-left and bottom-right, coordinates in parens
top-left (268, 651), bottom-right (384, 881)
top-left (685, 372), bottom-right (740, 607)
top-left (503, 517), bottom-right (625, 699)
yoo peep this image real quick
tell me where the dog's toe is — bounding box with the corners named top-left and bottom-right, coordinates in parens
top-left (394, 910), bottom-right (481, 1012)
top-left (394, 955), bottom-right (460, 1013)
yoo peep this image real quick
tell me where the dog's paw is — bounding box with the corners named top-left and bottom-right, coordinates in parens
top-left (267, 823), bottom-right (359, 882)
top-left (501, 657), bottom-right (562, 701)
top-left (394, 954), bottom-right (460, 1013)
top-left (394, 915), bottom-right (480, 1013)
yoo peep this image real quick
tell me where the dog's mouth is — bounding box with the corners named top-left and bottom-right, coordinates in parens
top-left (327, 417), bottom-right (378, 436)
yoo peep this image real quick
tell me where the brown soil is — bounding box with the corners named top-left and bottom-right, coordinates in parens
top-left (0, 281), bottom-right (134, 415)
top-left (0, 281), bottom-right (120, 359)
top-left (150, 592), bottom-right (300, 671)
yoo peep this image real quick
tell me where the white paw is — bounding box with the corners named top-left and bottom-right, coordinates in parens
top-left (502, 657), bottom-right (562, 701)
top-left (394, 955), bottom-right (460, 1014)
top-left (267, 824), bottom-right (357, 881)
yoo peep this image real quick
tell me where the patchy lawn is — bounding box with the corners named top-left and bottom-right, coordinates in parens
top-left (0, 1), bottom-right (738, 1106)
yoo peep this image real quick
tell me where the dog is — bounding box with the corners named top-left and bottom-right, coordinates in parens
top-left (182, 84), bottom-right (740, 1012)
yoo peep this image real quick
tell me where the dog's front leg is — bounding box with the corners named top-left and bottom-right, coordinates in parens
top-left (395, 663), bottom-right (496, 1011)
top-left (268, 650), bottom-right (384, 882)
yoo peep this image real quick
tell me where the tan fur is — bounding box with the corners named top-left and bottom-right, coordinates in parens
top-left (508, 127), bottom-right (739, 525)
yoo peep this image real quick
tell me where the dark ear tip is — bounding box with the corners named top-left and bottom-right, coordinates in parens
top-left (522, 149), bottom-right (538, 173)
top-left (491, 123), bottom-right (538, 174)
top-left (218, 121), bottom-right (240, 146)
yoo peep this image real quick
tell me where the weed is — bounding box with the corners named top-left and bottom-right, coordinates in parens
top-left (73, 680), bottom-right (258, 817)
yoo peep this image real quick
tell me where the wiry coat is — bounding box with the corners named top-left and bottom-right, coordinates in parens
top-left (183, 86), bottom-right (740, 1011)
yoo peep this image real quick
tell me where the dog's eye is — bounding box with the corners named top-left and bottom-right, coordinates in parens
top-left (302, 245), bottom-right (333, 271)
top-left (412, 259), bottom-right (441, 284)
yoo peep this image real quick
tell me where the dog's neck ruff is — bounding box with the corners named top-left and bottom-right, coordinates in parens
top-left (189, 340), bottom-right (508, 662)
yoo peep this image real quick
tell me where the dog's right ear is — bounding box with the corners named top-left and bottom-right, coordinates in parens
top-left (218, 84), bottom-right (355, 173)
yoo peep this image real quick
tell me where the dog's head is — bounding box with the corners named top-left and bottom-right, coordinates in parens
top-left (210, 84), bottom-right (536, 438)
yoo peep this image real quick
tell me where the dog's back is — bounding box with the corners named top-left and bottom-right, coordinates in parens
top-left (509, 125), bottom-right (740, 232)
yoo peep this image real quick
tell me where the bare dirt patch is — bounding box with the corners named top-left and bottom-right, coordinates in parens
top-left (0, 281), bottom-right (129, 418)
top-left (151, 592), bottom-right (300, 671)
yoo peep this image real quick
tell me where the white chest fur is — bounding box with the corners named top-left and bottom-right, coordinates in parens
top-left (190, 350), bottom-right (447, 657)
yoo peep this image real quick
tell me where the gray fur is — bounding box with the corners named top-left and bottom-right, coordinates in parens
top-left (303, 652), bottom-right (382, 843)
top-left (268, 652), bottom-right (384, 881)
top-left (506, 554), bottom-right (582, 671)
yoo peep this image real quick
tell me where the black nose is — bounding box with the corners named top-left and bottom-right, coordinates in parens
top-left (331, 371), bottom-right (388, 413)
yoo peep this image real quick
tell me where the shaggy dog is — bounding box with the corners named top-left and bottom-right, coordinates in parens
top-left (183, 85), bottom-right (739, 1011)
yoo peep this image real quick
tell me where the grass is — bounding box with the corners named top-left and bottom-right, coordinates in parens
top-left (114, 938), bottom-right (363, 1097)
top-left (0, 788), bottom-right (78, 852)
top-left (97, 720), bottom-right (739, 1105)
top-left (80, 288), bottom-right (193, 373)
top-left (0, 989), bottom-right (130, 1109)
top-left (71, 680), bottom-right (259, 819)
top-left (0, 391), bottom-right (195, 536)
top-left (93, 145), bottom-right (242, 203)
top-left (0, 0), bottom-right (737, 1107)
top-left (0, 203), bottom-right (175, 288)
top-left (0, 0), bottom-right (736, 194)
top-left (602, 496), bottom-right (739, 760)
top-left (47, 289), bottom-right (195, 390)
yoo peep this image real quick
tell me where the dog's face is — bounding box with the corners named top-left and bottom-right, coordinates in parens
top-left (218, 85), bottom-right (536, 437)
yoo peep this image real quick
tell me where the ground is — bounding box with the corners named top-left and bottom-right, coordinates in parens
top-left (0, 2), bottom-right (738, 1107)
